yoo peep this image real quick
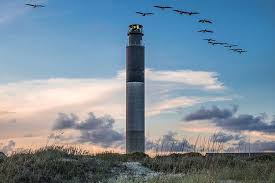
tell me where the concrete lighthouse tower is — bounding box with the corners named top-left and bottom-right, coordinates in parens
top-left (126, 24), bottom-right (145, 153)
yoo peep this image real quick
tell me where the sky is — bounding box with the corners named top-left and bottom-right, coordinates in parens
top-left (0, 0), bottom-right (275, 154)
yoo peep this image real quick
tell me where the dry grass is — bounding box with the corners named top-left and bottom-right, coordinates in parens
top-left (0, 143), bottom-right (274, 182)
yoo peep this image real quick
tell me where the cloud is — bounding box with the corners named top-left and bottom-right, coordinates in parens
top-left (52, 112), bottom-right (124, 148)
top-left (210, 132), bottom-right (246, 143)
top-left (145, 131), bottom-right (275, 153)
top-left (146, 69), bottom-right (225, 91)
top-left (184, 105), bottom-right (275, 134)
top-left (0, 140), bottom-right (16, 155)
top-left (146, 132), bottom-right (194, 152)
top-left (53, 113), bottom-right (78, 130)
top-left (0, 69), bottom-right (228, 120)
top-left (184, 106), bottom-right (238, 121)
top-left (0, 68), bottom-right (230, 144)
top-left (148, 96), bottom-right (232, 116)
top-left (227, 140), bottom-right (275, 152)
top-left (184, 105), bottom-right (238, 121)
top-left (0, 111), bottom-right (15, 116)
top-left (219, 115), bottom-right (275, 133)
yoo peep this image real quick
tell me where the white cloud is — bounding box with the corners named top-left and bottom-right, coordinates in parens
top-left (146, 69), bottom-right (225, 91)
top-left (0, 140), bottom-right (16, 155)
top-left (0, 69), bottom-right (228, 119)
top-left (0, 68), bottom-right (232, 148)
top-left (147, 96), bottom-right (231, 116)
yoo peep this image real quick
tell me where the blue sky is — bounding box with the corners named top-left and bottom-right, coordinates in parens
top-left (0, 0), bottom-right (275, 152)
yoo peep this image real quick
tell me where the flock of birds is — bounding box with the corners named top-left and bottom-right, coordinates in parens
top-left (24, 3), bottom-right (247, 54)
top-left (136, 5), bottom-right (247, 54)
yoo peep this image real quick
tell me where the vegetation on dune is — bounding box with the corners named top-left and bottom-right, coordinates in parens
top-left (142, 153), bottom-right (275, 183)
top-left (0, 146), bottom-right (123, 183)
top-left (0, 146), bottom-right (275, 183)
top-left (112, 173), bottom-right (215, 183)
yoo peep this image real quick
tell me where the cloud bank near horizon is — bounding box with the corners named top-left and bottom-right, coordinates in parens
top-left (146, 131), bottom-right (194, 152)
top-left (210, 132), bottom-right (246, 143)
top-left (227, 140), bottom-right (275, 152)
top-left (52, 112), bottom-right (124, 148)
top-left (0, 140), bottom-right (16, 155)
top-left (183, 105), bottom-right (275, 134)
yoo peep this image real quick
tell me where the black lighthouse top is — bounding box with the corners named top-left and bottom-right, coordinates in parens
top-left (128, 24), bottom-right (144, 36)
top-left (128, 24), bottom-right (144, 46)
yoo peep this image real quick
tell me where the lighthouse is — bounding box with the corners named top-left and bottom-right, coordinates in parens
top-left (126, 24), bottom-right (145, 153)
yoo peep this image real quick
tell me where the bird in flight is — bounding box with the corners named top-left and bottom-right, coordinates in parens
top-left (136, 12), bottom-right (154, 16)
top-left (211, 42), bottom-right (228, 45)
top-left (198, 19), bottom-right (213, 24)
top-left (198, 29), bottom-right (214, 33)
top-left (204, 38), bottom-right (216, 42)
top-left (183, 11), bottom-right (200, 16)
top-left (237, 50), bottom-right (247, 54)
top-left (224, 44), bottom-right (238, 48)
top-left (25, 4), bottom-right (45, 8)
top-left (174, 10), bottom-right (199, 16)
top-left (154, 5), bottom-right (173, 10)
top-left (230, 48), bottom-right (243, 51)
top-left (173, 10), bottom-right (185, 14)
